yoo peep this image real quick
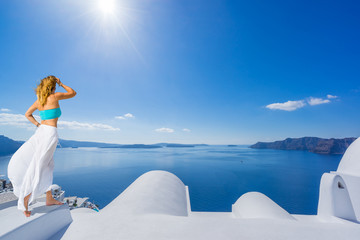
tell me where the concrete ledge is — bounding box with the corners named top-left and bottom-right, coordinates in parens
top-left (0, 202), bottom-right (72, 240)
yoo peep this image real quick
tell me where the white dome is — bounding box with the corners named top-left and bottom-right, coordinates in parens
top-left (50, 184), bottom-right (61, 191)
top-left (337, 137), bottom-right (360, 176)
top-left (101, 170), bottom-right (189, 216)
top-left (232, 192), bottom-right (295, 220)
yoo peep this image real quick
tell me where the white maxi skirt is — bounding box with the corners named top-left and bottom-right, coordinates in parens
top-left (7, 124), bottom-right (58, 211)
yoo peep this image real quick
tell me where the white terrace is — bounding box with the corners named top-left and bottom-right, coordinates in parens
top-left (1, 138), bottom-right (360, 240)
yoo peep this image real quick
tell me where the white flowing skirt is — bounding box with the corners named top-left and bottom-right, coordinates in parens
top-left (7, 124), bottom-right (58, 211)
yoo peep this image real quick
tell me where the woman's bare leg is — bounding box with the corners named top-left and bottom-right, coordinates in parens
top-left (24, 193), bottom-right (32, 217)
top-left (46, 190), bottom-right (64, 206)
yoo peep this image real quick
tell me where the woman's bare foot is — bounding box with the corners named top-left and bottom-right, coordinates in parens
top-left (24, 193), bottom-right (32, 217)
top-left (46, 198), bottom-right (64, 206)
top-left (46, 190), bottom-right (64, 206)
top-left (24, 210), bottom-right (31, 217)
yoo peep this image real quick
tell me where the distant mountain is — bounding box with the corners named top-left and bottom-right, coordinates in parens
top-left (101, 144), bottom-right (162, 149)
top-left (59, 139), bottom-right (164, 148)
top-left (0, 135), bottom-right (209, 155)
top-left (153, 143), bottom-right (209, 148)
top-left (58, 140), bottom-right (206, 149)
top-left (250, 137), bottom-right (356, 154)
top-left (0, 135), bottom-right (208, 155)
top-left (58, 139), bottom-right (122, 148)
top-left (0, 135), bottom-right (24, 156)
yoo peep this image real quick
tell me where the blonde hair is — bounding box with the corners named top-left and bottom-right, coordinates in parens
top-left (35, 75), bottom-right (57, 106)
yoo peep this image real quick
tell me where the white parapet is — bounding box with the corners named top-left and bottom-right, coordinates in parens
top-left (232, 192), bottom-right (296, 220)
top-left (317, 137), bottom-right (360, 222)
top-left (317, 173), bottom-right (356, 222)
top-left (101, 170), bottom-right (190, 216)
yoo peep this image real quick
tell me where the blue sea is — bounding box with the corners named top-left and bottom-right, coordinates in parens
top-left (0, 145), bottom-right (341, 214)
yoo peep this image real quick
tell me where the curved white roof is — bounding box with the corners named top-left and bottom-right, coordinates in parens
top-left (232, 192), bottom-right (295, 220)
top-left (337, 137), bottom-right (360, 176)
top-left (101, 170), bottom-right (189, 216)
top-left (50, 184), bottom-right (61, 190)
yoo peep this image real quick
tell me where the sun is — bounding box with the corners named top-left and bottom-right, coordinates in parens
top-left (86, 0), bottom-right (145, 62)
top-left (98, 0), bottom-right (116, 15)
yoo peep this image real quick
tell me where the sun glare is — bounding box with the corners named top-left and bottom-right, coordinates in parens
top-left (98, 0), bottom-right (116, 15)
top-left (86, 0), bottom-right (145, 63)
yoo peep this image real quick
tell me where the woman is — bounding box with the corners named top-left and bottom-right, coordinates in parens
top-left (7, 75), bottom-right (77, 217)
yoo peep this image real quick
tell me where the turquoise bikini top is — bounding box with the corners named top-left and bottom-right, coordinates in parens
top-left (39, 107), bottom-right (61, 120)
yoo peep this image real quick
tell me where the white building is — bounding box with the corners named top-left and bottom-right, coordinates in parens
top-left (50, 184), bottom-right (65, 202)
top-left (63, 196), bottom-right (89, 209)
top-left (0, 175), bottom-right (6, 192)
top-left (34, 184), bottom-right (65, 204)
top-left (0, 138), bottom-right (360, 240)
top-left (0, 179), bottom-right (6, 191)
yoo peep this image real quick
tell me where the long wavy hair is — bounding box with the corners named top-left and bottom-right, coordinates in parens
top-left (35, 76), bottom-right (57, 107)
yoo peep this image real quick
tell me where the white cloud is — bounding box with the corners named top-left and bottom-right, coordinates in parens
top-left (58, 121), bottom-right (120, 131)
top-left (266, 100), bottom-right (306, 111)
top-left (34, 115), bottom-right (41, 121)
top-left (115, 113), bottom-right (135, 120)
top-left (155, 127), bottom-right (174, 133)
top-left (308, 97), bottom-right (330, 106)
top-left (327, 94), bottom-right (338, 99)
top-left (266, 94), bottom-right (339, 111)
top-left (0, 113), bottom-right (120, 131)
top-left (0, 113), bottom-right (30, 127)
top-left (0, 108), bottom-right (11, 112)
top-left (182, 128), bottom-right (191, 132)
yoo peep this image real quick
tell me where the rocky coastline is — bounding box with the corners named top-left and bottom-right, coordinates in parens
top-left (250, 137), bottom-right (356, 154)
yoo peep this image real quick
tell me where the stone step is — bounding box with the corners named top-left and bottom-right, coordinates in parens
top-left (0, 200), bottom-right (72, 240)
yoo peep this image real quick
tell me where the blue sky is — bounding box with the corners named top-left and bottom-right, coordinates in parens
top-left (0, 0), bottom-right (359, 144)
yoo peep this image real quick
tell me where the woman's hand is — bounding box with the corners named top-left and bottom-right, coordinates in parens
top-left (55, 77), bottom-right (62, 86)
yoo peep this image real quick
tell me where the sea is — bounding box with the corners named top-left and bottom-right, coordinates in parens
top-left (0, 145), bottom-right (341, 214)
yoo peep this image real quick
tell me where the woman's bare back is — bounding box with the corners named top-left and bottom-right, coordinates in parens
top-left (37, 94), bottom-right (61, 127)
top-left (25, 80), bottom-right (76, 128)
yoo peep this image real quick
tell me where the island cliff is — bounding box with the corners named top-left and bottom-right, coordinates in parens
top-left (0, 135), bottom-right (208, 156)
top-left (0, 135), bottom-right (24, 156)
top-left (250, 137), bottom-right (356, 154)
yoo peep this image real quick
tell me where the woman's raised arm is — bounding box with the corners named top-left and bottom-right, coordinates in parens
top-left (54, 78), bottom-right (77, 100)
